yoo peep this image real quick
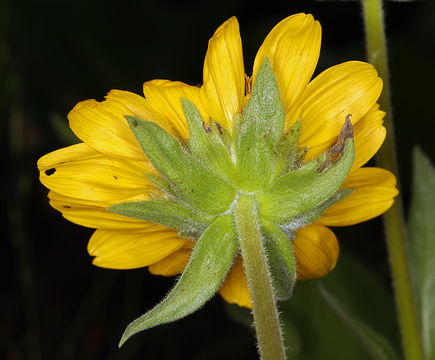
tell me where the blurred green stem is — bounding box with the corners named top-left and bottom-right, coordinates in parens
top-left (361, 1), bottom-right (424, 360)
top-left (234, 195), bottom-right (286, 360)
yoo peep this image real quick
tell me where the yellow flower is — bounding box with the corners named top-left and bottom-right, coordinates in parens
top-left (38, 13), bottom-right (398, 309)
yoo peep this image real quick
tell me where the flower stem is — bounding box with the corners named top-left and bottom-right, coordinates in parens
top-left (361, 1), bottom-right (424, 359)
top-left (234, 195), bottom-right (286, 360)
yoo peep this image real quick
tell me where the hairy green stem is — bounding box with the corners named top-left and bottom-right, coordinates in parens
top-left (234, 195), bottom-right (286, 360)
top-left (362, 1), bottom-right (424, 359)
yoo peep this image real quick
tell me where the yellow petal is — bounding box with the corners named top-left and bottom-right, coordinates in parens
top-left (142, 79), bottom-right (209, 139)
top-left (351, 104), bottom-right (386, 172)
top-left (294, 224), bottom-right (339, 280)
top-left (296, 61), bottom-right (383, 161)
top-left (317, 167), bottom-right (398, 226)
top-left (37, 142), bottom-right (99, 168)
top-left (39, 145), bottom-right (155, 202)
top-left (88, 229), bottom-right (187, 269)
top-left (68, 90), bottom-right (174, 160)
top-left (219, 256), bottom-right (252, 308)
top-left (48, 191), bottom-right (162, 231)
top-left (148, 248), bottom-right (191, 276)
top-left (200, 17), bottom-right (245, 130)
top-left (253, 13), bottom-right (321, 116)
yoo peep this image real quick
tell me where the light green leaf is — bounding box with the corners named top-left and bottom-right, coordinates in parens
top-left (260, 219), bottom-right (296, 300)
top-left (236, 57), bottom-right (285, 191)
top-left (119, 214), bottom-right (238, 347)
top-left (182, 98), bottom-right (235, 181)
top-left (258, 132), bottom-right (354, 222)
top-left (224, 302), bottom-right (254, 331)
top-left (408, 147), bottom-right (435, 360)
top-left (320, 286), bottom-right (399, 360)
top-left (125, 116), bottom-right (236, 215)
top-left (109, 200), bottom-right (214, 237)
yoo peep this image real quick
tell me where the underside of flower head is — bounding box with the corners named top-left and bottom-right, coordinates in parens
top-left (37, 13), bottom-right (399, 343)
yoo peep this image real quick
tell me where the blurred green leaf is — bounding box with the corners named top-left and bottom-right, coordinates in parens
top-left (280, 251), bottom-right (399, 360)
top-left (49, 113), bottom-right (80, 146)
top-left (224, 302), bottom-right (253, 331)
top-left (408, 147), bottom-right (435, 360)
top-left (49, 113), bottom-right (81, 146)
top-left (320, 285), bottom-right (399, 360)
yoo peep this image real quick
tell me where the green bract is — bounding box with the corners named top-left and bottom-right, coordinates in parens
top-left (110, 58), bottom-right (355, 346)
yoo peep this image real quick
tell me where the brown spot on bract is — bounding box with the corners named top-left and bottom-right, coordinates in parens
top-left (63, 205), bottom-right (72, 209)
top-left (203, 122), bottom-right (211, 133)
top-left (113, 175), bottom-right (118, 180)
top-left (215, 122), bottom-right (223, 135)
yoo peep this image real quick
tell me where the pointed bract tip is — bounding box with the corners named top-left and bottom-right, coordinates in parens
top-left (332, 114), bottom-right (354, 155)
top-left (118, 339), bottom-right (128, 348)
top-left (289, 118), bottom-right (302, 135)
top-left (342, 114), bottom-right (354, 140)
top-left (317, 115), bottom-right (354, 173)
top-left (180, 97), bottom-right (191, 108)
top-left (124, 115), bottom-right (141, 128)
top-left (118, 330), bottom-right (129, 348)
top-left (106, 203), bottom-right (118, 213)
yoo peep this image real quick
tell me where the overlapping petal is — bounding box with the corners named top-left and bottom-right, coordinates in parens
top-left (68, 90), bottom-right (177, 160)
top-left (142, 79), bottom-right (209, 139)
top-left (219, 256), bottom-right (252, 308)
top-left (148, 247), bottom-right (192, 276)
top-left (351, 104), bottom-right (386, 172)
top-left (200, 17), bottom-right (245, 130)
top-left (39, 143), bottom-right (156, 202)
top-left (48, 192), bottom-right (161, 231)
top-left (38, 142), bottom-right (100, 168)
top-left (294, 61), bottom-right (383, 161)
top-left (293, 224), bottom-right (339, 280)
top-left (317, 167), bottom-right (398, 226)
top-left (253, 13), bottom-right (321, 116)
top-left (88, 229), bottom-right (188, 269)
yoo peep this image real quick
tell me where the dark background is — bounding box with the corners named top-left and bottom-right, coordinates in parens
top-left (2, 0), bottom-right (435, 359)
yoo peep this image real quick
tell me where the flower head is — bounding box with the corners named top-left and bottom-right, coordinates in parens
top-left (38, 13), bottom-right (397, 334)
